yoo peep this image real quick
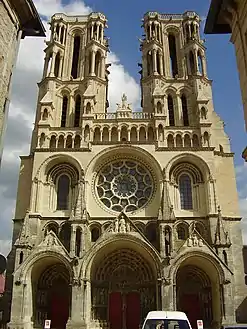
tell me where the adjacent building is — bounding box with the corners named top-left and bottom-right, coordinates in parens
top-left (3, 10), bottom-right (247, 329)
top-left (204, 0), bottom-right (247, 159)
top-left (0, 0), bottom-right (45, 167)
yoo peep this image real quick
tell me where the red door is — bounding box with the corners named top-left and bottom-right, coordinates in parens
top-left (181, 294), bottom-right (201, 329)
top-left (51, 294), bottom-right (69, 329)
top-left (126, 292), bottom-right (141, 329)
top-left (109, 292), bottom-right (123, 329)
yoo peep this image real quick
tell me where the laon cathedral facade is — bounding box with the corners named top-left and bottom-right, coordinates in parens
top-left (3, 10), bottom-right (247, 329)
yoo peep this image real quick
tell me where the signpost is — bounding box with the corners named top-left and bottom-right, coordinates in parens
top-left (44, 320), bottom-right (51, 329)
top-left (197, 320), bottom-right (203, 329)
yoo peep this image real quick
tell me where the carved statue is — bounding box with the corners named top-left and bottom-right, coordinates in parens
top-left (119, 216), bottom-right (126, 233)
top-left (44, 231), bottom-right (59, 247)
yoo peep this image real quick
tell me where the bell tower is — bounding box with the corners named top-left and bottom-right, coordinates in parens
top-left (140, 11), bottom-right (208, 123)
top-left (31, 12), bottom-right (109, 151)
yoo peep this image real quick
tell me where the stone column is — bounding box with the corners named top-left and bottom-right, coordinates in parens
top-left (202, 55), bottom-right (207, 77)
top-left (127, 129), bottom-right (131, 141)
top-left (101, 25), bottom-right (104, 44)
top-left (58, 55), bottom-right (64, 78)
top-left (152, 49), bottom-right (157, 74)
top-left (159, 54), bottom-right (164, 75)
top-left (101, 56), bottom-right (105, 79)
top-left (194, 49), bottom-right (200, 75)
top-left (91, 24), bottom-right (94, 39)
top-left (159, 223), bottom-right (165, 258)
top-left (49, 52), bottom-right (56, 77)
top-left (67, 283), bottom-right (85, 329)
top-left (90, 50), bottom-right (96, 75)
top-left (83, 280), bottom-right (92, 323)
top-left (160, 278), bottom-right (174, 311)
top-left (43, 56), bottom-right (50, 79)
top-left (222, 282), bottom-right (235, 324)
top-left (96, 23), bottom-right (100, 41)
top-left (70, 225), bottom-right (77, 257)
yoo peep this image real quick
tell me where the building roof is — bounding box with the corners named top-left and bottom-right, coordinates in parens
top-left (9, 0), bottom-right (45, 38)
top-left (204, 0), bottom-right (232, 34)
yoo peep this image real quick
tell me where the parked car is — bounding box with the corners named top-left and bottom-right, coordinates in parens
top-left (142, 311), bottom-right (192, 329)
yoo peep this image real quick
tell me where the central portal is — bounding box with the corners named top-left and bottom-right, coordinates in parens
top-left (109, 291), bottom-right (140, 329)
top-left (91, 248), bottom-right (156, 329)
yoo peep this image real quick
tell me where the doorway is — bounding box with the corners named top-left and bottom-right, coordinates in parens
top-left (109, 291), bottom-right (140, 329)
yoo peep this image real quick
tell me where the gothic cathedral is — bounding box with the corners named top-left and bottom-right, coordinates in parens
top-left (4, 10), bottom-right (247, 329)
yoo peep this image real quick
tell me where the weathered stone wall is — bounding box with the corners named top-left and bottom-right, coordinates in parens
top-left (0, 0), bottom-right (19, 163)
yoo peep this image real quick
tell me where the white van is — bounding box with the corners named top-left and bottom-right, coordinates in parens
top-left (142, 311), bottom-right (192, 329)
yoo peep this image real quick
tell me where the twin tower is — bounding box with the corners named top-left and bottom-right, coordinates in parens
top-left (35, 11), bottom-right (207, 143)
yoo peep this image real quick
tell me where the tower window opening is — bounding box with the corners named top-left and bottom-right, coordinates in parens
top-left (74, 94), bottom-right (81, 127)
top-left (147, 52), bottom-right (152, 76)
top-left (95, 51), bottom-right (101, 77)
top-left (19, 251), bottom-right (24, 264)
top-left (179, 174), bottom-right (193, 210)
top-left (57, 175), bottom-right (70, 210)
top-left (198, 51), bottom-right (203, 75)
top-left (185, 24), bottom-right (190, 42)
top-left (168, 95), bottom-right (175, 126)
top-left (189, 51), bottom-right (196, 75)
top-left (157, 51), bottom-right (161, 74)
top-left (71, 36), bottom-right (81, 79)
top-left (181, 94), bottom-right (189, 126)
top-left (168, 34), bottom-right (178, 77)
top-left (75, 228), bottom-right (81, 257)
top-left (61, 96), bottom-right (68, 127)
top-left (54, 52), bottom-right (60, 78)
top-left (60, 26), bottom-right (65, 44)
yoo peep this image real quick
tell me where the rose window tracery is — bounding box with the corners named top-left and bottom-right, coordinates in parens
top-left (95, 159), bottom-right (154, 212)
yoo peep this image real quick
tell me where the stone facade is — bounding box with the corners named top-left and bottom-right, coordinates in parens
top-left (0, 0), bottom-right (45, 167)
top-left (3, 10), bottom-right (247, 329)
top-left (204, 0), bottom-right (247, 159)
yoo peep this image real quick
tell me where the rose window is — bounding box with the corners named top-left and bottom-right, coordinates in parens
top-left (96, 159), bottom-right (154, 213)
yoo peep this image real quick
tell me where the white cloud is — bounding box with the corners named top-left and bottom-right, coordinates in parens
top-left (0, 0), bottom-right (140, 257)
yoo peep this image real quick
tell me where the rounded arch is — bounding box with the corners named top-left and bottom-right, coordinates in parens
top-left (165, 153), bottom-right (212, 181)
top-left (14, 250), bottom-right (73, 285)
top-left (81, 234), bottom-right (162, 280)
top-left (70, 27), bottom-right (85, 37)
top-left (35, 154), bottom-right (82, 181)
top-left (170, 251), bottom-right (226, 285)
top-left (172, 251), bottom-right (227, 329)
top-left (84, 145), bottom-right (163, 183)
